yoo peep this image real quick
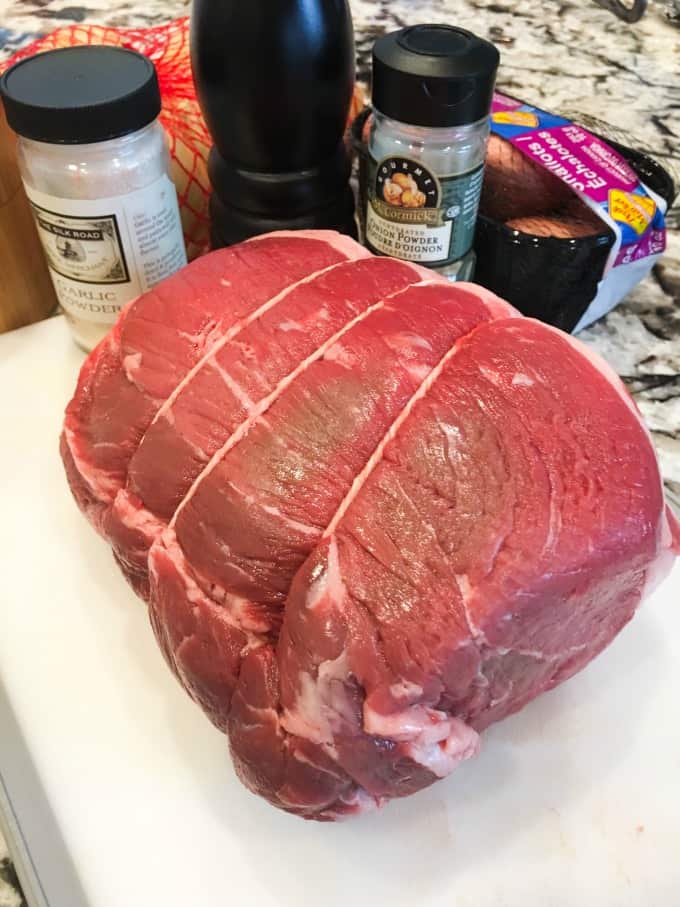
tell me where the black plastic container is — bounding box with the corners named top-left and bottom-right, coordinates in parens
top-left (473, 219), bottom-right (616, 331)
top-left (191, 0), bottom-right (357, 247)
top-left (352, 108), bottom-right (676, 332)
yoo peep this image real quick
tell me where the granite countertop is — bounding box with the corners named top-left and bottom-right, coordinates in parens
top-left (0, 0), bottom-right (678, 903)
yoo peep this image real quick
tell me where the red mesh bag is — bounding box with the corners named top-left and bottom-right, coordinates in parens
top-left (1, 19), bottom-right (367, 260)
top-left (1, 19), bottom-right (211, 259)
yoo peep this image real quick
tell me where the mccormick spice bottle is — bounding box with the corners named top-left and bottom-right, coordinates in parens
top-left (0, 47), bottom-right (187, 351)
top-left (366, 25), bottom-right (499, 280)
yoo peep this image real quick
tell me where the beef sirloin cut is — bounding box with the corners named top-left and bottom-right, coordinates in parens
top-left (61, 230), bottom-right (678, 820)
top-left (104, 256), bottom-right (438, 597)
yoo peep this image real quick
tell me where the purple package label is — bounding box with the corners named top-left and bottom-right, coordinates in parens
top-left (512, 127), bottom-right (637, 203)
top-left (615, 228), bottom-right (666, 267)
top-left (490, 93), bottom-right (667, 267)
top-left (491, 93), bottom-right (523, 113)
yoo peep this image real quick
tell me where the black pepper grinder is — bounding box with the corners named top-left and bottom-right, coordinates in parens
top-left (191, 0), bottom-right (357, 248)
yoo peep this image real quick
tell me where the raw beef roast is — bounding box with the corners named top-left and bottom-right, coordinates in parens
top-left (61, 230), bottom-right (678, 820)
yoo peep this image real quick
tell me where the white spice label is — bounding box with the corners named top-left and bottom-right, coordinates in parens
top-left (366, 205), bottom-right (453, 263)
top-left (24, 175), bottom-right (187, 325)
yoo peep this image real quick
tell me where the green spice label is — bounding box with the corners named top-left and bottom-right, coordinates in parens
top-left (366, 155), bottom-right (484, 266)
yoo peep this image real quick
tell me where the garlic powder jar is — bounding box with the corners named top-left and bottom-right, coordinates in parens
top-left (0, 46), bottom-right (187, 351)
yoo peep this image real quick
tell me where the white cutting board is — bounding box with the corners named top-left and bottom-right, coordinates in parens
top-left (1, 315), bottom-right (679, 907)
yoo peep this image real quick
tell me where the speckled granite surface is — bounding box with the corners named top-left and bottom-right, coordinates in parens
top-left (0, 841), bottom-right (22, 907)
top-left (0, 0), bottom-right (678, 903)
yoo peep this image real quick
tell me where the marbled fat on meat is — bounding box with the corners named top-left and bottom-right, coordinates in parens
top-left (61, 231), bottom-right (677, 820)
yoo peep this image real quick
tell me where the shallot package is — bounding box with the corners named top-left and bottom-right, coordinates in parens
top-left (475, 93), bottom-right (675, 331)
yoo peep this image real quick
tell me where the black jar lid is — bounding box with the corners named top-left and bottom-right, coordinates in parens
top-left (372, 25), bottom-right (499, 128)
top-left (0, 46), bottom-right (161, 144)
